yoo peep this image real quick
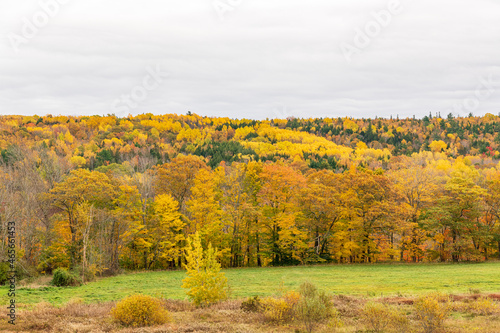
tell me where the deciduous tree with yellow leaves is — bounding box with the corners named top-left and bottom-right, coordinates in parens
top-left (182, 232), bottom-right (228, 307)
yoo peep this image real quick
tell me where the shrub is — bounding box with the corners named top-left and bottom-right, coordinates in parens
top-left (362, 302), bottom-right (409, 333)
top-left (1, 261), bottom-right (36, 285)
top-left (414, 294), bottom-right (450, 333)
top-left (241, 296), bottom-right (263, 313)
top-left (111, 294), bottom-right (169, 327)
top-left (51, 268), bottom-right (80, 287)
top-left (389, 308), bottom-right (410, 333)
top-left (467, 297), bottom-right (498, 316)
top-left (261, 297), bottom-right (294, 322)
top-left (260, 290), bottom-right (300, 323)
top-left (72, 264), bottom-right (97, 283)
top-left (0, 262), bottom-right (10, 285)
top-left (296, 281), bottom-right (334, 333)
top-left (283, 290), bottom-right (301, 307)
top-left (326, 311), bottom-right (344, 331)
top-left (361, 302), bottom-right (392, 333)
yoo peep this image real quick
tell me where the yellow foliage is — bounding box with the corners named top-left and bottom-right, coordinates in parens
top-left (234, 126), bottom-right (256, 140)
top-left (64, 131), bottom-right (74, 143)
top-left (103, 137), bottom-right (124, 148)
top-left (70, 156), bottom-right (86, 168)
top-left (176, 128), bottom-right (204, 142)
top-left (111, 294), bottom-right (169, 327)
top-left (151, 128), bottom-right (160, 138)
top-left (121, 120), bottom-right (134, 130)
top-left (283, 290), bottom-right (301, 307)
top-left (414, 294), bottom-right (450, 333)
top-left (343, 119), bottom-right (358, 132)
top-left (467, 297), bottom-right (498, 315)
top-left (362, 302), bottom-right (409, 333)
top-left (433, 159), bottom-right (451, 172)
top-left (356, 141), bottom-right (368, 150)
top-left (182, 232), bottom-right (228, 307)
top-left (260, 291), bottom-right (300, 323)
top-left (483, 113), bottom-right (496, 121)
top-left (429, 140), bottom-right (447, 152)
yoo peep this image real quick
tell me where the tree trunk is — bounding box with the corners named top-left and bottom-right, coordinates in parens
top-left (314, 227), bottom-right (320, 254)
top-left (256, 232), bottom-right (262, 267)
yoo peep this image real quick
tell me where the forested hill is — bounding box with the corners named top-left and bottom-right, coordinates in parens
top-left (1, 113), bottom-right (500, 281)
top-left (1, 112), bottom-right (500, 170)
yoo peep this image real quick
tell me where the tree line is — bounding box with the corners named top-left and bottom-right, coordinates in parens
top-left (1, 147), bottom-right (500, 281)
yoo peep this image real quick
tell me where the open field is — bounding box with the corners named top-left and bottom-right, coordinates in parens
top-left (3, 262), bottom-right (500, 306)
top-left (2, 263), bottom-right (500, 332)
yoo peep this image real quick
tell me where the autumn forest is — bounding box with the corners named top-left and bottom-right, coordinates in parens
top-left (2, 112), bottom-right (500, 281)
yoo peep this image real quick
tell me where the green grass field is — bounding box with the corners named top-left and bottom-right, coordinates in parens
top-left (3, 262), bottom-right (500, 305)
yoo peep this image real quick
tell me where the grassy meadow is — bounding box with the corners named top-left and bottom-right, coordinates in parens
top-left (2, 262), bottom-right (500, 332)
top-left (4, 261), bottom-right (500, 306)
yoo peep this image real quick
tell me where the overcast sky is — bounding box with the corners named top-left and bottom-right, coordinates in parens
top-left (1, 0), bottom-right (500, 120)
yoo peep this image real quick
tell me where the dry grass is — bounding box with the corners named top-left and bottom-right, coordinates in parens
top-left (17, 275), bottom-right (52, 289)
top-left (1, 294), bottom-right (499, 333)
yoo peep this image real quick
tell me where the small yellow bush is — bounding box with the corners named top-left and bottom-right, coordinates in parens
top-left (361, 302), bottom-right (410, 333)
top-left (111, 294), bottom-right (169, 327)
top-left (261, 297), bottom-right (293, 322)
top-left (468, 297), bottom-right (498, 316)
top-left (283, 290), bottom-right (301, 308)
top-left (389, 308), bottom-right (410, 333)
top-left (362, 302), bottom-right (390, 333)
top-left (414, 294), bottom-right (450, 333)
top-left (261, 291), bottom-right (300, 322)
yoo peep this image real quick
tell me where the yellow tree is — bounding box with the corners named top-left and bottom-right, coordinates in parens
top-left (425, 160), bottom-right (486, 261)
top-left (300, 170), bottom-right (344, 262)
top-left (124, 194), bottom-right (184, 269)
top-left (47, 169), bottom-right (117, 267)
top-left (182, 232), bottom-right (228, 307)
top-left (242, 161), bottom-right (264, 266)
top-left (429, 140), bottom-right (447, 153)
top-left (388, 155), bottom-right (438, 262)
top-left (107, 181), bottom-right (142, 273)
top-left (154, 194), bottom-right (185, 266)
top-left (155, 154), bottom-right (208, 212)
top-left (341, 168), bottom-right (394, 263)
top-left (258, 163), bottom-right (307, 265)
top-left (218, 162), bottom-right (253, 267)
top-left (484, 171), bottom-right (500, 259)
top-left (186, 168), bottom-right (229, 263)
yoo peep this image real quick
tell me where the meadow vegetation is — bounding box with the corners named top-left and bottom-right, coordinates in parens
top-left (2, 288), bottom-right (499, 332)
top-left (1, 263), bottom-right (500, 332)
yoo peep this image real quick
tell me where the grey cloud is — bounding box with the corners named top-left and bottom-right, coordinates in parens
top-left (0, 0), bottom-right (499, 119)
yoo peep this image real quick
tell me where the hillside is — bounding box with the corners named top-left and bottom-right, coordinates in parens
top-left (1, 113), bottom-right (500, 281)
